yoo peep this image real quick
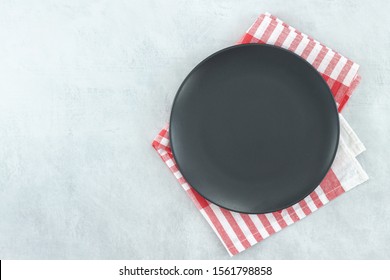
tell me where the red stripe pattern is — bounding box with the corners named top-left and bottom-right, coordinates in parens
top-left (152, 13), bottom-right (365, 256)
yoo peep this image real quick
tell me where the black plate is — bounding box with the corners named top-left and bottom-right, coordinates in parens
top-left (169, 44), bottom-right (339, 214)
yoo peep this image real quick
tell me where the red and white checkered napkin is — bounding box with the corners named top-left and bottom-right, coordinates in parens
top-left (152, 13), bottom-right (368, 256)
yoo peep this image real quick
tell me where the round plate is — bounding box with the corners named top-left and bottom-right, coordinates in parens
top-left (169, 44), bottom-right (339, 214)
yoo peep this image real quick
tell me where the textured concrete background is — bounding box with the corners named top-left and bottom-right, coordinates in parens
top-left (0, 0), bottom-right (389, 259)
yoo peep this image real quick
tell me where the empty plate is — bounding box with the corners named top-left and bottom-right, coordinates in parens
top-left (169, 44), bottom-right (339, 214)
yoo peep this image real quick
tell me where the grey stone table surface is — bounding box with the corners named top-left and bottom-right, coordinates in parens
top-left (0, 0), bottom-right (389, 259)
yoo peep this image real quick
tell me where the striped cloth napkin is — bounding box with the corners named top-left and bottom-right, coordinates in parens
top-left (152, 13), bottom-right (368, 256)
